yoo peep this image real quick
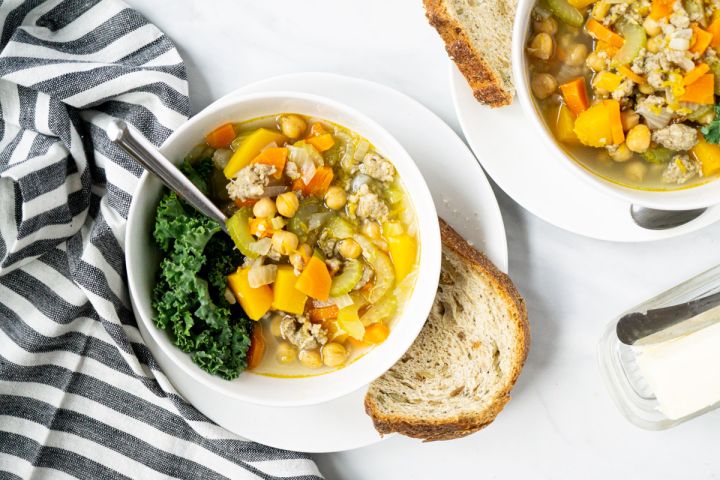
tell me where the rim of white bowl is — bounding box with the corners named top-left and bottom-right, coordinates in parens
top-left (511, 0), bottom-right (720, 211)
top-left (125, 91), bottom-right (441, 407)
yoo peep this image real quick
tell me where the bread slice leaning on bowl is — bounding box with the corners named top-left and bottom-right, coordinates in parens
top-left (365, 218), bottom-right (529, 441)
top-left (423, 0), bottom-right (517, 107)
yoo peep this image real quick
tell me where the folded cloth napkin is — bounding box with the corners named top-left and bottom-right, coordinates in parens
top-left (0, 1), bottom-right (322, 478)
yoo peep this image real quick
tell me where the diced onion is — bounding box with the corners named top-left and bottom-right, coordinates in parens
top-left (212, 148), bottom-right (232, 170)
top-left (350, 174), bottom-right (371, 192)
top-left (308, 212), bottom-right (332, 231)
top-left (249, 238), bottom-right (272, 256)
top-left (301, 158), bottom-right (317, 185)
top-left (354, 140), bottom-right (370, 161)
top-left (331, 294), bottom-right (354, 309)
top-left (636, 104), bottom-right (673, 130)
top-left (248, 263), bottom-right (277, 288)
top-left (260, 141), bottom-right (278, 152)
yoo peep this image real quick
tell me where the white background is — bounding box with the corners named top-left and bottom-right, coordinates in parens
top-left (124, 1), bottom-right (720, 478)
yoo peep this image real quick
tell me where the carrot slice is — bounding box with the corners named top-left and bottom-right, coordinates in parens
top-left (690, 24), bottom-right (714, 55)
top-left (248, 217), bottom-right (273, 238)
top-left (251, 147), bottom-right (288, 179)
top-left (234, 198), bottom-right (258, 208)
top-left (363, 322), bottom-right (390, 344)
top-left (595, 40), bottom-right (619, 57)
top-left (650, 0), bottom-right (675, 20)
top-left (586, 19), bottom-right (624, 48)
top-left (295, 256), bottom-right (332, 301)
top-left (306, 133), bottom-right (335, 152)
top-left (205, 123), bottom-right (236, 149)
top-left (684, 63), bottom-right (710, 86)
top-left (559, 77), bottom-right (590, 116)
top-left (247, 323), bottom-right (266, 369)
top-left (308, 305), bottom-right (339, 323)
top-left (708, 17), bottom-right (720, 47)
top-left (680, 73), bottom-right (715, 104)
top-left (293, 166), bottom-right (335, 196)
top-left (617, 65), bottom-right (646, 85)
top-left (603, 99), bottom-right (625, 145)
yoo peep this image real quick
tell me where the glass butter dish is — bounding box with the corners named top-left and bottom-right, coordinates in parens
top-left (599, 265), bottom-right (720, 430)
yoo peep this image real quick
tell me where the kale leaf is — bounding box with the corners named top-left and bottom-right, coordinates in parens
top-left (151, 160), bottom-right (250, 380)
top-left (701, 105), bottom-right (720, 144)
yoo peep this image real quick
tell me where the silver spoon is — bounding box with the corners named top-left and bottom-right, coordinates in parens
top-left (106, 120), bottom-right (229, 232)
top-left (630, 204), bottom-right (706, 230)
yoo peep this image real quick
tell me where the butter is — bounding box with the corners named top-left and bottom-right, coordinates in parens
top-left (634, 315), bottom-right (720, 420)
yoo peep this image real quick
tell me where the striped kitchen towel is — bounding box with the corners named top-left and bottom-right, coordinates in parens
top-left (0, 1), bottom-right (322, 478)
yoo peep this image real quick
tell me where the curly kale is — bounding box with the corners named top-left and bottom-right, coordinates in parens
top-left (701, 105), bottom-right (720, 144)
top-left (151, 161), bottom-right (250, 380)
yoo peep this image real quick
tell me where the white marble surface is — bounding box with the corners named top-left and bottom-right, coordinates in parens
top-left (125, 0), bottom-right (720, 477)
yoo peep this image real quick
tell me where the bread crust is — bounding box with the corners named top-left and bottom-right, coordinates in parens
top-left (423, 0), bottom-right (514, 107)
top-left (364, 218), bottom-right (530, 441)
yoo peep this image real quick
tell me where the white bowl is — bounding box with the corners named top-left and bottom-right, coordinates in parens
top-left (512, 0), bottom-right (720, 211)
top-left (125, 91), bottom-right (441, 407)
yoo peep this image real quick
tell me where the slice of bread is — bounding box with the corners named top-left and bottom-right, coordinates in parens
top-left (364, 219), bottom-right (529, 441)
top-left (424, 0), bottom-right (517, 107)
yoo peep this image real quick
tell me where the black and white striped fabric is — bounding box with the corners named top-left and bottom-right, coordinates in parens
top-left (0, 1), bottom-right (322, 478)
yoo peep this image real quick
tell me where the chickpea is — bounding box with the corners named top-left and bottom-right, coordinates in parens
top-left (362, 221), bottom-right (381, 239)
top-left (610, 143), bottom-right (633, 162)
top-left (585, 51), bottom-right (606, 72)
top-left (270, 313), bottom-right (283, 337)
top-left (625, 161), bottom-right (648, 182)
top-left (620, 110), bottom-right (640, 132)
top-left (337, 238), bottom-right (362, 259)
top-left (643, 17), bottom-right (661, 37)
top-left (533, 16), bottom-right (557, 35)
top-left (528, 33), bottom-right (553, 60)
top-left (322, 342), bottom-right (348, 368)
top-left (530, 73), bottom-right (557, 100)
top-left (565, 43), bottom-right (588, 67)
top-left (626, 125), bottom-right (651, 153)
top-left (324, 186), bottom-right (347, 210)
top-left (272, 230), bottom-right (299, 255)
top-left (276, 341), bottom-right (297, 364)
top-left (276, 192), bottom-right (299, 217)
top-left (252, 197), bottom-right (276, 218)
top-left (279, 114), bottom-right (307, 139)
top-left (299, 349), bottom-right (323, 369)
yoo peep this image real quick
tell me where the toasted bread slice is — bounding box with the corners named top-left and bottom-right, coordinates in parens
top-left (364, 219), bottom-right (529, 441)
top-left (424, 0), bottom-right (516, 107)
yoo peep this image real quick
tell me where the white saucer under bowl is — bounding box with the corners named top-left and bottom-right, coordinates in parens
top-left (139, 72), bottom-right (508, 453)
top-left (449, 65), bottom-right (720, 242)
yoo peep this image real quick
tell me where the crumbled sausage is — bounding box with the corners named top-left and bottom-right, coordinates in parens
top-left (652, 124), bottom-right (698, 151)
top-left (349, 184), bottom-right (389, 223)
top-left (359, 152), bottom-right (395, 183)
top-left (662, 154), bottom-right (702, 184)
top-left (279, 314), bottom-right (328, 350)
top-left (226, 164), bottom-right (276, 200)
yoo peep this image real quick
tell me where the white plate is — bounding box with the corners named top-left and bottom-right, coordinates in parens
top-left (142, 73), bottom-right (508, 453)
top-left (450, 65), bottom-right (720, 242)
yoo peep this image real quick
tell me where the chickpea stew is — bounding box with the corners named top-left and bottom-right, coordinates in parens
top-left (527, 0), bottom-right (720, 190)
top-left (153, 113), bottom-right (419, 379)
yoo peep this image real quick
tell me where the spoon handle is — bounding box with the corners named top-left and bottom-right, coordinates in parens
top-left (107, 120), bottom-right (228, 232)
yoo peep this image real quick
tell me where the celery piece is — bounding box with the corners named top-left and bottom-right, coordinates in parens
top-left (330, 259), bottom-right (364, 297)
top-left (226, 207), bottom-right (257, 258)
